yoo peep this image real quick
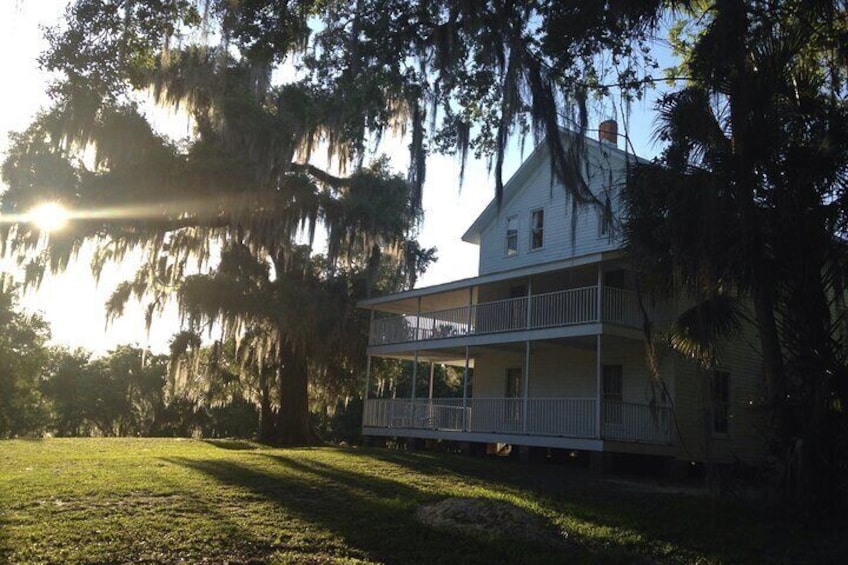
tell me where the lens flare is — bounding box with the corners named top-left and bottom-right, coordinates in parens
top-left (28, 202), bottom-right (69, 232)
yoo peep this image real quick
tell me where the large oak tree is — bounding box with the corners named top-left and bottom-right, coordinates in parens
top-left (1, 0), bottom-right (430, 444)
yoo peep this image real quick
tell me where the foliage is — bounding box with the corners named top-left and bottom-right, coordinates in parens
top-left (625, 0), bottom-right (848, 514)
top-left (1, 0), bottom-right (434, 444)
top-left (37, 343), bottom-right (266, 439)
top-left (0, 278), bottom-right (51, 438)
top-left (308, 0), bottom-right (662, 204)
top-left (367, 358), bottom-right (465, 400)
top-left (43, 345), bottom-right (168, 436)
top-left (41, 348), bottom-right (97, 436)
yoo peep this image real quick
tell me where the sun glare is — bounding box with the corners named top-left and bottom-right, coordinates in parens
top-left (28, 202), bottom-right (69, 232)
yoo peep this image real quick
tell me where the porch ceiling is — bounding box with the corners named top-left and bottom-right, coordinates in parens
top-left (358, 250), bottom-right (627, 313)
top-left (535, 333), bottom-right (639, 351)
top-left (367, 287), bottom-right (474, 315)
top-left (367, 333), bottom-right (639, 365)
top-left (369, 346), bottom-right (474, 368)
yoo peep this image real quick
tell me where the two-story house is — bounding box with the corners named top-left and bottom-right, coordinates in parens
top-left (359, 122), bottom-right (766, 470)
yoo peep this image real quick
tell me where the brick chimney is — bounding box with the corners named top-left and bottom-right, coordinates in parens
top-left (599, 119), bottom-right (618, 146)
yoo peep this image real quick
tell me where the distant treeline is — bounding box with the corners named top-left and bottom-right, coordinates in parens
top-left (0, 282), bottom-right (461, 443)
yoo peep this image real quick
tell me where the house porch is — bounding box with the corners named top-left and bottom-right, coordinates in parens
top-left (362, 397), bottom-right (671, 448)
top-left (362, 336), bottom-right (674, 452)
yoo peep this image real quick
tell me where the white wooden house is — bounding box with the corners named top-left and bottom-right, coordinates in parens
top-left (359, 123), bottom-right (766, 468)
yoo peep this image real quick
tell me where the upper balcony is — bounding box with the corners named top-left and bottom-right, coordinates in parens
top-left (369, 285), bottom-right (664, 348)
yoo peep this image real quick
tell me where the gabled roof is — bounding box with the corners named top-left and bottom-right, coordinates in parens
top-left (461, 128), bottom-right (642, 245)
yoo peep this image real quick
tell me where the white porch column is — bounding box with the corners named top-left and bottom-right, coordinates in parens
top-left (525, 277), bottom-right (533, 329)
top-left (364, 306), bottom-right (375, 429)
top-left (522, 340), bottom-right (531, 434)
top-left (596, 334), bottom-right (603, 439)
top-left (428, 361), bottom-right (435, 424)
top-left (467, 286), bottom-right (474, 335)
top-left (462, 345), bottom-right (470, 431)
top-left (415, 296), bottom-right (422, 341)
top-left (364, 355), bottom-right (372, 400)
top-left (595, 265), bottom-right (604, 438)
top-left (596, 263), bottom-right (603, 322)
top-left (410, 351), bottom-right (419, 428)
top-left (362, 354), bottom-right (372, 428)
top-left (411, 351), bottom-right (418, 402)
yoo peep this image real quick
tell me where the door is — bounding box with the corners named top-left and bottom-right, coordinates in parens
top-left (509, 285), bottom-right (527, 330)
top-left (505, 367), bottom-right (523, 430)
top-left (602, 364), bottom-right (623, 431)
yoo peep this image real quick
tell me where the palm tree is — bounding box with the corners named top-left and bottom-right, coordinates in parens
top-left (626, 0), bottom-right (848, 512)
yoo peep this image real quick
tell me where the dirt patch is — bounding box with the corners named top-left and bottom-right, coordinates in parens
top-left (415, 497), bottom-right (567, 545)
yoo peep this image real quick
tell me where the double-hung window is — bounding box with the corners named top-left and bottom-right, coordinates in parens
top-left (505, 215), bottom-right (518, 255)
top-left (530, 209), bottom-right (544, 250)
top-left (598, 210), bottom-right (609, 237)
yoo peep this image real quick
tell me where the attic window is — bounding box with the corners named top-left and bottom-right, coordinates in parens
top-left (530, 209), bottom-right (544, 250)
top-left (505, 215), bottom-right (518, 255)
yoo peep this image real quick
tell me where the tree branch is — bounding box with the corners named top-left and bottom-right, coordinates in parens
top-left (289, 162), bottom-right (352, 188)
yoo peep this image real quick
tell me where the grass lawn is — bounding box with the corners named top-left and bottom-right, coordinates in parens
top-left (0, 439), bottom-right (844, 564)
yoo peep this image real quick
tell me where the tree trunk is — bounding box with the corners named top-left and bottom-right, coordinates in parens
top-left (275, 344), bottom-right (313, 445)
top-left (752, 286), bottom-right (786, 426)
top-left (785, 234), bottom-right (840, 514)
top-left (257, 368), bottom-right (275, 442)
top-left (718, 0), bottom-right (788, 435)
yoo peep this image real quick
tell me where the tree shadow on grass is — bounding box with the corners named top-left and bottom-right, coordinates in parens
top-left (261, 451), bottom-right (699, 562)
top-left (202, 439), bottom-right (261, 450)
top-left (340, 448), bottom-right (848, 563)
top-left (148, 466), bottom-right (282, 561)
top-left (163, 454), bottom-right (600, 564)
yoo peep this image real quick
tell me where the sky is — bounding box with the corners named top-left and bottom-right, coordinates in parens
top-left (0, 1), bottom-right (665, 355)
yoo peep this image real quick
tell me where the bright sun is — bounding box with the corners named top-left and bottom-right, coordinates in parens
top-left (28, 202), bottom-right (70, 232)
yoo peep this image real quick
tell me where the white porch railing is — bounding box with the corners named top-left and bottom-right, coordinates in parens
top-left (362, 398), bottom-right (671, 444)
top-left (526, 398), bottom-right (598, 438)
top-left (467, 398), bottom-right (598, 438)
top-left (531, 287), bottom-right (598, 328)
top-left (601, 400), bottom-right (671, 444)
top-left (602, 287), bottom-right (643, 327)
top-left (369, 286), bottom-right (658, 346)
top-left (362, 398), bottom-right (469, 431)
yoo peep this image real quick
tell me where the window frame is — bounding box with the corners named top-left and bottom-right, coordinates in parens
top-left (598, 209), bottom-right (610, 238)
top-left (529, 208), bottom-right (544, 250)
top-left (505, 215), bottom-right (519, 256)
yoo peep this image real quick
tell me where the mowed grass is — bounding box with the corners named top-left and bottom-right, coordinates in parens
top-left (0, 439), bottom-right (844, 564)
